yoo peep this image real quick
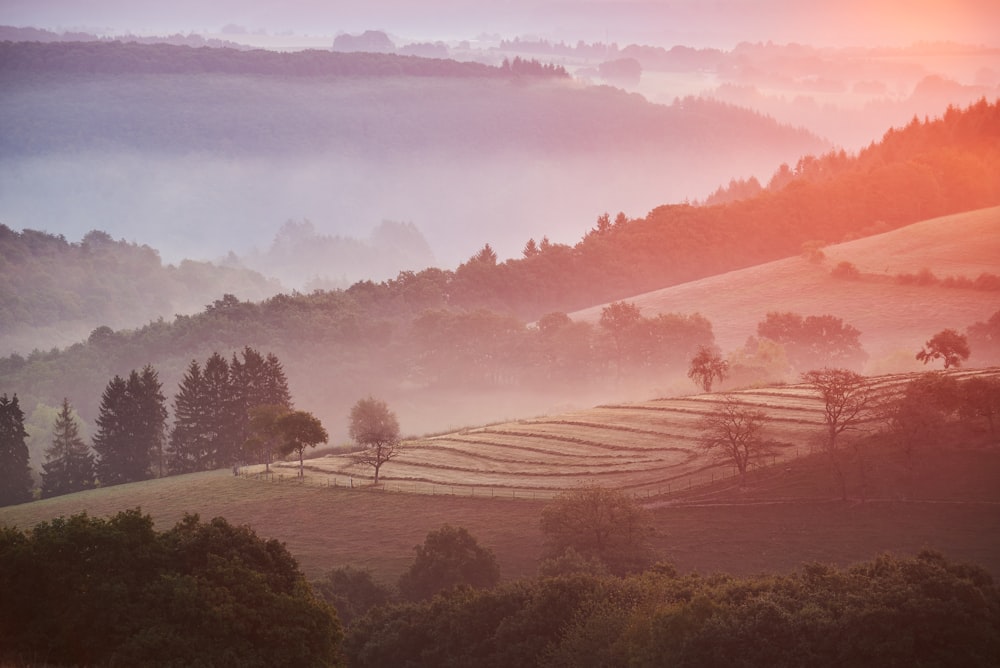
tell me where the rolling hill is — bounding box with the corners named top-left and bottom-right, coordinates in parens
top-left (2, 367), bottom-right (997, 583)
top-left (570, 206), bottom-right (1000, 366)
top-left (275, 367), bottom-right (1000, 498)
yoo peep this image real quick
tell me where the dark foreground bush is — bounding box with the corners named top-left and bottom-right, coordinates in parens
top-left (0, 509), bottom-right (343, 667)
top-left (345, 551), bottom-right (1000, 667)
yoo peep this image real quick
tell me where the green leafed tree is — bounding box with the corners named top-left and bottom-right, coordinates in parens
top-left (398, 524), bottom-right (501, 601)
top-left (245, 404), bottom-right (289, 474)
top-left (916, 328), bottom-right (971, 369)
top-left (600, 301), bottom-right (642, 380)
top-left (540, 484), bottom-right (654, 575)
top-left (276, 409), bottom-right (328, 478)
top-left (688, 345), bottom-right (729, 392)
top-left (0, 509), bottom-right (343, 666)
top-left (349, 397), bottom-right (401, 484)
top-left (313, 566), bottom-right (394, 628)
top-left (40, 398), bottom-right (94, 498)
top-left (0, 393), bottom-right (33, 507)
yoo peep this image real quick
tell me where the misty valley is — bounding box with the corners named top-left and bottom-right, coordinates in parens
top-left (2, 19), bottom-right (1000, 668)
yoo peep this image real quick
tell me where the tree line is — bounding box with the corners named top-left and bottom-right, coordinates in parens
top-left (7, 489), bottom-right (997, 665)
top-left (0, 348), bottom-right (296, 504)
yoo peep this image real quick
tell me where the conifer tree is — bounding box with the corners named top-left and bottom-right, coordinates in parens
top-left (167, 360), bottom-right (213, 474)
top-left (0, 393), bottom-right (33, 506)
top-left (231, 347), bottom-right (292, 465)
top-left (93, 366), bottom-right (166, 486)
top-left (40, 398), bottom-right (95, 498)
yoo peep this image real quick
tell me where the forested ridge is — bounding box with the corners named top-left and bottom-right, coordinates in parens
top-left (462, 97), bottom-right (1000, 315)
top-left (0, 227), bottom-right (278, 343)
top-left (0, 39), bottom-right (564, 78)
top-left (0, 44), bottom-right (817, 158)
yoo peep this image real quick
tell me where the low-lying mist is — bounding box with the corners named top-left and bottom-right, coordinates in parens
top-left (0, 142), bottom-right (808, 286)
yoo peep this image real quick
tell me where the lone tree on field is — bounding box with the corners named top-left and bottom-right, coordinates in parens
top-left (540, 484), bottom-right (654, 575)
top-left (802, 368), bottom-right (879, 500)
top-left (349, 397), bottom-right (401, 484)
top-left (688, 345), bottom-right (729, 392)
top-left (276, 410), bottom-right (328, 478)
top-left (916, 329), bottom-right (971, 369)
top-left (699, 394), bottom-right (771, 484)
top-left (245, 404), bottom-right (289, 474)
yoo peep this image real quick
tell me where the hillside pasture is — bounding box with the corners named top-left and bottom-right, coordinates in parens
top-left (569, 206), bottom-right (1000, 362)
top-left (277, 368), bottom-right (999, 498)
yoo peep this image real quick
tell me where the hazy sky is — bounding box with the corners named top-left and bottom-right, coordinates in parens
top-left (3, 0), bottom-right (999, 47)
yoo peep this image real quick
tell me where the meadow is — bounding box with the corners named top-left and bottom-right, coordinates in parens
top-left (571, 206), bottom-right (1000, 358)
top-left (3, 368), bottom-right (998, 584)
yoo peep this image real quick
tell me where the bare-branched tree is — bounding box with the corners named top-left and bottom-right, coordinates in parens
top-left (699, 394), bottom-right (772, 485)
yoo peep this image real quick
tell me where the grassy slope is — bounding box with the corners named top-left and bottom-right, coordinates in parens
top-left (3, 374), bottom-right (998, 583)
top-left (570, 206), bottom-right (1000, 361)
top-left (3, 210), bottom-right (999, 584)
top-left (289, 368), bottom-right (998, 498)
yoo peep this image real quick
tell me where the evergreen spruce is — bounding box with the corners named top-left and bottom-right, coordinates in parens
top-left (40, 398), bottom-right (95, 498)
top-left (231, 347), bottom-right (292, 466)
top-left (0, 393), bottom-right (33, 506)
top-left (203, 352), bottom-right (237, 467)
top-left (167, 360), bottom-right (212, 474)
top-left (93, 366), bottom-right (167, 486)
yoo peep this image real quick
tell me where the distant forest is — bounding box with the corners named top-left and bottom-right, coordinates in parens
top-left (445, 98), bottom-right (1000, 315)
top-left (0, 41), bottom-right (815, 158)
top-left (0, 40), bottom-right (566, 79)
top-left (0, 227), bottom-right (277, 348)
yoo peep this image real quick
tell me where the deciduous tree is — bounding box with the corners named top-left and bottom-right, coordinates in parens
top-left (349, 397), bottom-right (401, 484)
top-left (802, 368), bottom-right (879, 500)
top-left (916, 328), bottom-right (971, 368)
top-left (698, 394), bottom-right (771, 484)
top-left (540, 484), bottom-right (654, 575)
top-left (276, 410), bottom-right (328, 478)
top-left (688, 345), bottom-right (729, 392)
top-left (398, 524), bottom-right (501, 601)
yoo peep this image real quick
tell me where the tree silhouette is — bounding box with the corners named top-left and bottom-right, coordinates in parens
top-left (0, 393), bottom-right (32, 506)
top-left (699, 394), bottom-right (771, 484)
top-left (917, 328), bottom-right (971, 368)
top-left (802, 368), bottom-right (879, 500)
top-left (688, 345), bottom-right (729, 392)
top-left (349, 397), bottom-right (401, 485)
top-left (40, 398), bottom-right (95, 498)
top-left (398, 524), bottom-right (501, 601)
top-left (276, 410), bottom-right (328, 478)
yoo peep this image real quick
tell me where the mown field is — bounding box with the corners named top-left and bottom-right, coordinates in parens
top-left (3, 368), bottom-right (999, 584)
top-left (280, 368), bottom-right (998, 498)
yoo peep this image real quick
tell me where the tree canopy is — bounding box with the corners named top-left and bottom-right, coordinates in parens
top-left (349, 397), bottom-right (401, 485)
top-left (0, 509), bottom-right (343, 666)
top-left (917, 328), bottom-right (971, 369)
top-left (540, 485), bottom-right (655, 576)
top-left (398, 524), bottom-right (501, 602)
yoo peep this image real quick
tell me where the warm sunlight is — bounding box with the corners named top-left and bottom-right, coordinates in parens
top-left (1, 1), bottom-right (999, 665)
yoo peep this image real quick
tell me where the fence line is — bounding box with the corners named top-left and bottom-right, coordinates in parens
top-left (238, 453), bottom-right (798, 502)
